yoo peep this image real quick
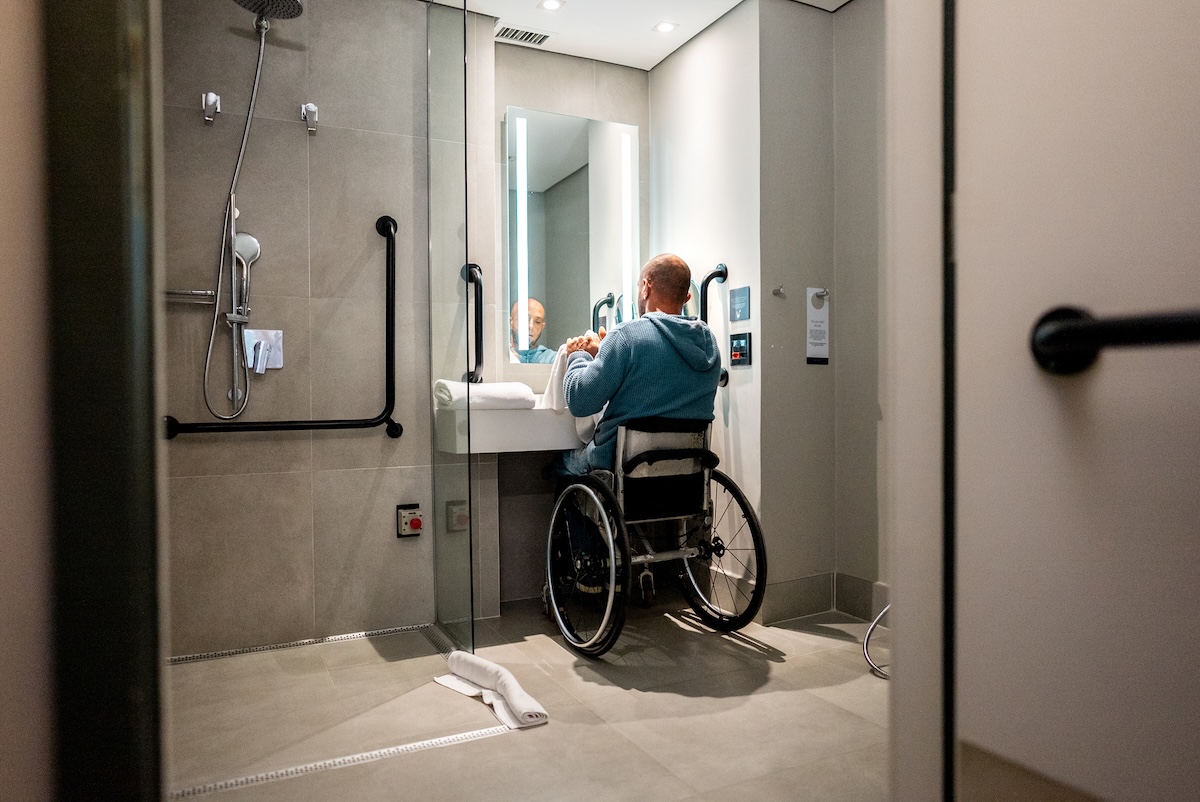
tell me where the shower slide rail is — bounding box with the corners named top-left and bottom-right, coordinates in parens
top-left (165, 215), bottom-right (403, 439)
top-left (1030, 305), bottom-right (1200, 375)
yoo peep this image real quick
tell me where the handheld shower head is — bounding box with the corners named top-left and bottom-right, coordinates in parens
top-left (234, 232), bottom-right (261, 269)
top-left (230, 0), bottom-right (303, 19)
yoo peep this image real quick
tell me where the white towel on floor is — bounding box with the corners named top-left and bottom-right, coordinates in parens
top-left (433, 380), bottom-right (536, 410)
top-left (435, 651), bottom-right (548, 729)
top-left (533, 343), bottom-right (601, 442)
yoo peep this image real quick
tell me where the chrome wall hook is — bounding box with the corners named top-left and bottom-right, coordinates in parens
top-left (772, 285), bottom-right (786, 298)
top-left (202, 92), bottom-right (221, 123)
top-left (300, 102), bottom-right (318, 133)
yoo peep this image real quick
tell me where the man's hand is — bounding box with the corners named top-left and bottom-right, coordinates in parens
top-left (566, 327), bottom-right (606, 357)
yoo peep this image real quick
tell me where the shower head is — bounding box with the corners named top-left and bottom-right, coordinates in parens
top-left (234, 232), bottom-right (261, 269)
top-left (230, 0), bottom-right (303, 20)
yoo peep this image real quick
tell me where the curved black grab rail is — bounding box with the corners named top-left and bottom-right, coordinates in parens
top-left (462, 263), bottom-right (483, 383)
top-left (592, 292), bottom-right (614, 333)
top-left (699, 263), bottom-right (730, 387)
top-left (1031, 305), bottom-right (1200, 375)
top-left (165, 216), bottom-right (403, 439)
top-left (698, 263), bottom-right (728, 324)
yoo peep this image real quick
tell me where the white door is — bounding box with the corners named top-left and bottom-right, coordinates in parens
top-left (955, 3), bottom-right (1200, 799)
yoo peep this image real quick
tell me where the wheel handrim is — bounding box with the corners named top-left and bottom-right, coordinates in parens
top-left (547, 484), bottom-right (618, 650)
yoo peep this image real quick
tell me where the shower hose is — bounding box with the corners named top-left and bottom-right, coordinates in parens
top-left (863, 603), bottom-right (890, 680)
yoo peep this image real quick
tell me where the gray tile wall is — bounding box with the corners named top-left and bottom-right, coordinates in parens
top-left (163, 0), bottom-right (437, 655)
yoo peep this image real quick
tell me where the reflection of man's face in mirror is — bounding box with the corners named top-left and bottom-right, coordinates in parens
top-left (510, 298), bottom-right (547, 349)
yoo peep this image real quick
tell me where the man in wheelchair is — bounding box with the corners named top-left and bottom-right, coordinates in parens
top-left (543, 254), bottom-right (766, 657)
top-left (557, 252), bottom-right (721, 476)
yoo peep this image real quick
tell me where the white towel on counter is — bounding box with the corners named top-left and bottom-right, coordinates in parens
top-left (433, 380), bottom-right (536, 410)
top-left (434, 651), bottom-right (548, 730)
top-left (534, 343), bottom-right (601, 442)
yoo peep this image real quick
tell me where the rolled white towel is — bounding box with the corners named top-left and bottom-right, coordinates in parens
top-left (433, 380), bottom-right (536, 410)
top-left (442, 650), bottom-right (548, 729)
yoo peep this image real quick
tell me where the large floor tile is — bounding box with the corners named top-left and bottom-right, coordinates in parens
top-left (236, 681), bottom-right (502, 778)
top-left (168, 595), bottom-right (890, 799)
top-left (605, 672), bottom-right (888, 793)
top-left (693, 741), bottom-right (890, 802)
top-left (368, 715), bottom-right (696, 802)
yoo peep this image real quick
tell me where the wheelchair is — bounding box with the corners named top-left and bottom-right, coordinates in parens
top-left (544, 417), bottom-right (768, 658)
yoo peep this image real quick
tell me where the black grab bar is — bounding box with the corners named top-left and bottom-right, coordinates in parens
top-left (699, 263), bottom-right (728, 324)
top-left (1031, 305), bottom-right (1200, 375)
top-left (462, 263), bottom-right (483, 383)
top-left (699, 263), bottom-right (730, 387)
top-left (165, 216), bottom-right (403, 439)
top-left (592, 292), bottom-right (614, 333)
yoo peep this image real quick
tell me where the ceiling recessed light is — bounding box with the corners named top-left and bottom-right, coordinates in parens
top-left (539, 0), bottom-right (563, 10)
top-left (653, 21), bottom-right (678, 34)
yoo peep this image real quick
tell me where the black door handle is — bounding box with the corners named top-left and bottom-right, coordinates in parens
top-left (462, 263), bottom-right (483, 383)
top-left (1031, 306), bottom-right (1200, 374)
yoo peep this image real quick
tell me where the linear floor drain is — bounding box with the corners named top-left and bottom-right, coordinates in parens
top-left (169, 623), bottom-right (431, 665)
top-left (168, 726), bottom-right (510, 799)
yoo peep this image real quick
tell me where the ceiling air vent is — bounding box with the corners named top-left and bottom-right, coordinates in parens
top-left (495, 26), bottom-right (550, 46)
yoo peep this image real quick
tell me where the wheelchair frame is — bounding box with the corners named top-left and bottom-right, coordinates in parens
top-left (545, 417), bottom-right (767, 658)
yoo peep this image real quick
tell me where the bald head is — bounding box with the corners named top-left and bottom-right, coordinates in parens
top-left (638, 253), bottom-right (692, 315)
top-left (510, 298), bottom-right (547, 348)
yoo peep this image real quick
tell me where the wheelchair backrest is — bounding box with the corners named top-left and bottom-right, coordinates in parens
top-left (615, 417), bottom-right (718, 523)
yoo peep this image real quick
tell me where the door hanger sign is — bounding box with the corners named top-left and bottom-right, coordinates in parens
top-left (806, 288), bottom-right (829, 365)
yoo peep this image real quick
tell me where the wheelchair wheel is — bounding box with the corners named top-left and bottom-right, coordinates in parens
top-left (679, 469), bottom-right (767, 632)
top-left (546, 475), bottom-right (631, 657)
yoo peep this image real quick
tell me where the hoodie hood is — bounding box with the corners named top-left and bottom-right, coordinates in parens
top-left (639, 313), bottom-right (720, 371)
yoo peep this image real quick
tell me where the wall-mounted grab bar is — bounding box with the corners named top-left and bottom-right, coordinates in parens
top-left (462, 263), bottom-right (483, 383)
top-left (165, 216), bottom-right (403, 439)
top-left (166, 289), bottom-right (216, 305)
top-left (699, 263), bottom-right (731, 387)
top-left (699, 263), bottom-right (728, 324)
top-left (592, 293), bottom-right (614, 333)
top-left (1031, 305), bottom-right (1200, 375)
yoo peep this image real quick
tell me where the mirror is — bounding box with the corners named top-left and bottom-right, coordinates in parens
top-left (504, 106), bottom-right (639, 369)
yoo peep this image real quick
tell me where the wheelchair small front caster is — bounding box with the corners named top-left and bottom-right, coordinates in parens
top-left (638, 569), bottom-right (655, 607)
top-left (541, 582), bottom-right (550, 617)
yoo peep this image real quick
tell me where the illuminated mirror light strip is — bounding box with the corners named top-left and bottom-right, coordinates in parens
top-left (621, 131), bottom-right (634, 320)
top-left (516, 115), bottom-right (530, 350)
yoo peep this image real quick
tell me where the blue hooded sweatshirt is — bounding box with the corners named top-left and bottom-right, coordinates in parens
top-left (563, 312), bottom-right (721, 471)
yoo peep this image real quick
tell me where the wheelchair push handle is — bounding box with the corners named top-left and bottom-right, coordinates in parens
top-left (621, 448), bottom-right (720, 475)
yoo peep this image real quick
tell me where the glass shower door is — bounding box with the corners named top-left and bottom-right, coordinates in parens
top-left (428, 1), bottom-right (474, 652)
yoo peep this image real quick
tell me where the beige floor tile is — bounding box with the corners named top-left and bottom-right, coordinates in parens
top-left (693, 741), bottom-right (890, 802)
top-left (235, 681), bottom-right (503, 778)
top-left (367, 716), bottom-right (697, 802)
top-left (603, 672), bottom-right (888, 793)
top-left (168, 599), bottom-right (890, 799)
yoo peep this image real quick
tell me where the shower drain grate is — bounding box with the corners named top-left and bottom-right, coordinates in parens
top-left (167, 726), bottom-right (510, 799)
top-left (420, 623), bottom-right (460, 658)
top-left (168, 623), bottom-right (431, 665)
